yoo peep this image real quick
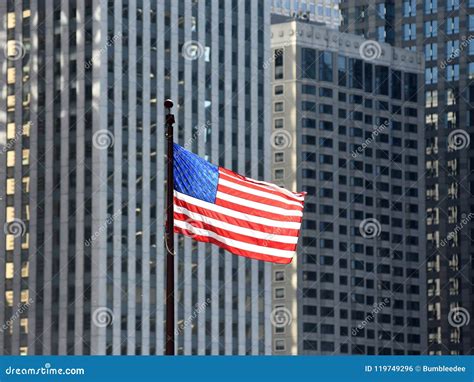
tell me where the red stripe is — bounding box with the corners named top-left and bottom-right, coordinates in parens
top-left (175, 212), bottom-right (297, 251)
top-left (219, 167), bottom-right (305, 202)
top-left (174, 226), bottom-right (293, 264)
top-left (174, 196), bottom-right (301, 236)
top-left (215, 196), bottom-right (302, 222)
top-left (217, 183), bottom-right (303, 211)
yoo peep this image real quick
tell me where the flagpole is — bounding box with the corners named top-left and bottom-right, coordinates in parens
top-left (164, 99), bottom-right (175, 355)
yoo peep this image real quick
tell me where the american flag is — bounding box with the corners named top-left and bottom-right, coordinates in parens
top-left (173, 143), bottom-right (305, 264)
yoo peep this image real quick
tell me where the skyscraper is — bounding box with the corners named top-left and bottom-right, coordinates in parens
top-left (270, 17), bottom-right (427, 355)
top-left (0, 0), bottom-right (271, 355)
top-left (271, 0), bottom-right (342, 29)
top-left (340, 0), bottom-right (474, 356)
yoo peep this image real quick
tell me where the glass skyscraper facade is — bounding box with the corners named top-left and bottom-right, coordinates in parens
top-left (340, 0), bottom-right (474, 356)
top-left (270, 17), bottom-right (426, 355)
top-left (0, 0), bottom-right (271, 355)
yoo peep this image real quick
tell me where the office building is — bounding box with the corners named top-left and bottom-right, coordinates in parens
top-left (270, 17), bottom-right (426, 354)
top-left (340, 0), bottom-right (474, 356)
top-left (271, 0), bottom-right (342, 29)
top-left (0, 0), bottom-right (271, 355)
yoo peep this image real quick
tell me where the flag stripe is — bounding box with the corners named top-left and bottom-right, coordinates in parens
top-left (174, 207), bottom-right (299, 244)
top-left (174, 213), bottom-right (297, 250)
top-left (174, 220), bottom-right (295, 258)
top-left (215, 196), bottom-right (303, 222)
top-left (174, 226), bottom-right (293, 264)
top-left (216, 191), bottom-right (303, 217)
top-left (219, 168), bottom-right (305, 202)
top-left (175, 191), bottom-right (303, 230)
top-left (218, 178), bottom-right (304, 208)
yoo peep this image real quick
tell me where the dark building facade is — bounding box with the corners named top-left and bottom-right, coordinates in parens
top-left (270, 18), bottom-right (426, 355)
top-left (340, 0), bottom-right (474, 355)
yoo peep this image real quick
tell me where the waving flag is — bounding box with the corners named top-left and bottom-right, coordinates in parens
top-left (173, 143), bottom-right (305, 264)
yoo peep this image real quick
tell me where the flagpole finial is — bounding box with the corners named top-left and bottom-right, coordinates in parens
top-left (164, 99), bottom-right (174, 109)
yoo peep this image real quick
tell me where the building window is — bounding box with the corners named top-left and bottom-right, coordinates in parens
top-left (377, 26), bottom-right (386, 42)
top-left (274, 84), bottom-right (284, 95)
top-left (319, 51), bottom-right (333, 82)
top-left (424, 20), bottom-right (438, 37)
top-left (274, 49), bottom-right (284, 79)
top-left (274, 118), bottom-right (284, 129)
top-left (376, 3), bottom-right (386, 19)
top-left (375, 66), bottom-right (389, 95)
top-left (403, 0), bottom-right (416, 17)
top-left (302, 84), bottom-right (316, 94)
top-left (446, 17), bottom-right (459, 35)
top-left (425, 67), bottom-right (438, 84)
top-left (274, 270), bottom-right (285, 282)
top-left (274, 288), bottom-right (285, 299)
top-left (349, 58), bottom-right (363, 89)
top-left (469, 15), bottom-right (474, 31)
top-left (424, 0), bottom-right (438, 13)
top-left (404, 72), bottom-right (418, 102)
top-left (446, 0), bottom-right (460, 10)
top-left (426, 90), bottom-right (438, 108)
top-left (274, 339), bottom-right (286, 351)
top-left (446, 65), bottom-right (460, 81)
top-left (274, 101), bottom-right (284, 112)
top-left (403, 23), bottom-right (416, 41)
top-left (424, 43), bottom-right (437, 61)
top-left (446, 40), bottom-right (459, 59)
top-left (301, 101), bottom-right (316, 112)
top-left (469, 62), bottom-right (474, 79)
top-left (274, 152), bottom-right (284, 163)
top-left (338, 55), bottom-right (346, 86)
top-left (274, 169), bottom-right (284, 180)
top-left (301, 47), bottom-right (316, 79)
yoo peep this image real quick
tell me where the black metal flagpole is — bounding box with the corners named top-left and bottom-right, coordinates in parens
top-left (164, 99), bottom-right (175, 355)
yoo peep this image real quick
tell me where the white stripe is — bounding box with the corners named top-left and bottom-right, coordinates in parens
top-left (175, 220), bottom-right (295, 259)
top-left (219, 178), bottom-right (303, 208)
top-left (221, 171), bottom-right (306, 201)
top-left (174, 191), bottom-right (302, 229)
top-left (216, 191), bottom-right (303, 217)
top-left (175, 205), bottom-right (299, 244)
